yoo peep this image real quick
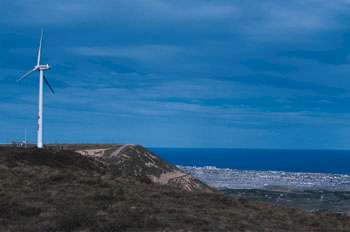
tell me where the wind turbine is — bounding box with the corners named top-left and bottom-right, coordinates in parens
top-left (17, 30), bottom-right (54, 149)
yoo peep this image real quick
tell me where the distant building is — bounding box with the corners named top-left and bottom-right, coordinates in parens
top-left (11, 141), bottom-right (28, 148)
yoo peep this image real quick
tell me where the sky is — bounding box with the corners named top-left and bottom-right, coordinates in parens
top-left (2, 1), bottom-right (350, 148)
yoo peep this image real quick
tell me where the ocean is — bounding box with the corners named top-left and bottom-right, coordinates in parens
top-left (149, 148), bottom-right (350, 175)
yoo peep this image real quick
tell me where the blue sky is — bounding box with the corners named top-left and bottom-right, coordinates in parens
top-left (2, 1), bottom-right (350, 148)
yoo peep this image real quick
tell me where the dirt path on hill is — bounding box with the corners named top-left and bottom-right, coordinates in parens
top-left (110, 144), bottom-right (135, 158)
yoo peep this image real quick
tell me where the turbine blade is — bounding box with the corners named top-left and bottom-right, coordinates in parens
top-left (17, 68), bottom-right (36, 82)
top-left (37, 29), bottom-right (43, 66)
top-left (43, 75), bottom-right (55, 95)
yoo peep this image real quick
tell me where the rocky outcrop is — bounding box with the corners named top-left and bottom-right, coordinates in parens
top-left (76, 144), bottom-right (214, 193)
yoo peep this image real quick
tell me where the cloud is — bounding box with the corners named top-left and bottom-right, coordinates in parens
top-left (0, 0), bottom-right (237, 26)
top-left (3, 0), bottom-right (346, 44)
top-left (71, 45), bottom-right (183, 63)
top-left (233, 1), bottom-right (350, 41)
top-left (241, 59), bottom-right (298, 74)
top-left (280, 49), bottom-right (350, 65)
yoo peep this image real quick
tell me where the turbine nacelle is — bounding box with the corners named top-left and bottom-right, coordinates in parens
top-left (35, 64), bottom-right (51, 71)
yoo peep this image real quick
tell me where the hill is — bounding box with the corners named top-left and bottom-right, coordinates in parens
top-left (74, 144), bottom-right (213, 192)
top-left (0, 146), bottom-right (350, 231)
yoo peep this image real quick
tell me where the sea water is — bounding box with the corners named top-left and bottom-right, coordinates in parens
top-left (149, 148), bottom-right (350, 175)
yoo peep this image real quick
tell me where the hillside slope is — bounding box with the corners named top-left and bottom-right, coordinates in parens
top-left (0, 147), bottom-right (350, 231)
top-left (75, 144), bottom-right (213, 192)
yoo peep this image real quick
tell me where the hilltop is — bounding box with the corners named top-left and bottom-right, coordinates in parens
top-left (0, 145), bottom-right (350, 231)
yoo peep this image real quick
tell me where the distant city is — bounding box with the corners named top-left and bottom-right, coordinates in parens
top-left (180, 166), bottom-right (350, 191)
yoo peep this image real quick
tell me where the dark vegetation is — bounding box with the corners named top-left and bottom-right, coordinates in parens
top-left (1, 147), bottom-right (350, 231)
top-left (222, 188), bottom-right (350, 214)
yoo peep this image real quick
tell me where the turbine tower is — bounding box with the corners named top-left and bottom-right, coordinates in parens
top-left (17, 30), bottom-right (54, 149)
